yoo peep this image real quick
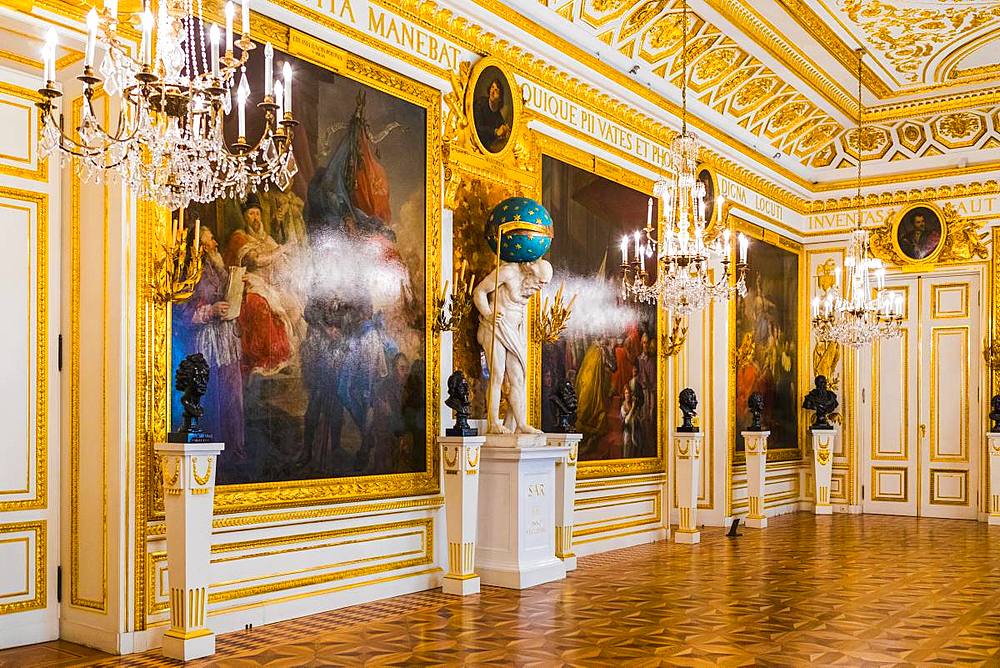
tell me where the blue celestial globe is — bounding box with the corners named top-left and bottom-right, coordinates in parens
top-left (485, 197), bottom-right (554, 263)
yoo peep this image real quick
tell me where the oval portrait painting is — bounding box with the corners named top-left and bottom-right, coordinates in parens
top-left (697, 167), bottom-right (716, 225)
top-left (471, 64), bottom-right (515, 154)
top-left (895, 205), bottom-right (943, 261)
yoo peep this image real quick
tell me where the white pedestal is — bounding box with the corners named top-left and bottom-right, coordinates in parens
top-left (546, 433), bottom-right (582, 571)
top-left (674, 432), bottom-right (704, 544)
top-left (811, 429), bottom-right (835, 515)
top-left (440, 435), bottom-right (485, 595)
top-left (988, 433), bottom-right (1000, 526)
top-left (477, 433), bottom-right (570, 588)
top-left (153, 441), bottom-right (224, 661)
top-left (742, 431), bottom-right (769, 529)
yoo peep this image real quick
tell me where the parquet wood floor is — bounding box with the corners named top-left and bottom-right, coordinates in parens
top-left (4, 513), bottom-right (1000, 666)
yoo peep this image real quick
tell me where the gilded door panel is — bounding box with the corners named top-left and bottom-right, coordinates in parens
top-left (864, 281), bottom-right (918, 516)
top-left (919, 274), bottom-right (979, 520)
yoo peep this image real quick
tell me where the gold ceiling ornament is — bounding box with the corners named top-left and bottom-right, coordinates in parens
top-left (839, 0), bottom-right (1000, 85)
top-left (867, 202), bottom-right (988, 266)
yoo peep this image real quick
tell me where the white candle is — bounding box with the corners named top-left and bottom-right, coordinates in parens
top-left (224, 1), bottom-right (234, 54)
top-left (85, 9), bottom-right (98, 68)
top-left (263, 42), bottom-right (273, 97)
top-left (140, 8), bottom-right (153, 66)
top-left (282, 61), bottom-right (292, 116)
top-left (834, 265), bottom-right (842, 289)
top-left (274, 79), bottom-right (284, 120)
top-left (241, 0), bottom-right (250, 36)
top-left (738, 232), bottom-right (748, 264)
top-left (237, 73), bottom-right (248, 137)
top-left (209, 23), bottom-right (220, 77)
top-left (634, 231), bottom-right (641, 259)
top-left (812, 296), bottom-right (819, 318)
top-left (645, 197), bottom-right (652, 229)
top-left (621, 235), bottom-right (628, 265)
top-left (104, 0), bottom-right (117, 16)
top-left (723, 228), bottom-right (731, 256)
top-left (43, 29), bottom-right (57, 82)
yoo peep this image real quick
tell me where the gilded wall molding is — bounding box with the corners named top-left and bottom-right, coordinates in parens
top-left (0, 520), bottom-right (46, 616)
top-left (0, 186), bottom-right (47, 513)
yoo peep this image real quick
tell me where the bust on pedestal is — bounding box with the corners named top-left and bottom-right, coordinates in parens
top-left (440, 372), bottom-right (485, 595)
top-left (987, 395), bottom-right (1000, 526)
top-left (803, 375), bottom-right (838, 515)
top-left (674, 388), bottom-right (704, 544)
top-left (741, 393), bottom-right (770, 528)
top-left (155, 354), bottom-right (224, 661)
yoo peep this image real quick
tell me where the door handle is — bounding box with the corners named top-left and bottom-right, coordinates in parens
top-left (919, 424), bottom-right (927, 438)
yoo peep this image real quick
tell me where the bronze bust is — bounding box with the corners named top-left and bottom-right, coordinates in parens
top-left (678, 387), bottom-right (698, 433)
top-left (802, 375), bottom-right (838, 430)
top-left (747, 392), bottom-right (765, 431)
top-left (550, 380), bottom-right (578, 433)
top-left (445, 370), bottom-right (477, 437)
top-left (169, 353), bottom-right (213, 443)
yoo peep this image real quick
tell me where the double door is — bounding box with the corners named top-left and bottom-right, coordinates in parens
top-left (862, 271), bottom-right (981, 519)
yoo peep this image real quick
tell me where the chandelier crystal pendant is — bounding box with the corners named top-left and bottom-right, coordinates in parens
top-left (620, 0), bottom-right (748, 316)
top-left (810, 48), bottom-right (903, 349)
top-left (36, 0), bottom-right (297, 211)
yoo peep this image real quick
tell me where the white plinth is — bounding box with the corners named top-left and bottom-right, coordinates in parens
top-left (742, 431), bottom-right (769, 528)
top-left (477, 433), bottom-right (570, 588)
top-left (153, 441), bottom-right (224, 661)
top-left (674, 432), bottom-right (704, 544)
top-left (440, 435), bottom-right (485, 595)
top-left (811, 429), bottom-right (835, 515)
top-left (988, 433), bottom-right (1000, 526)
top-left (546, 433), bottom-right (582, 571)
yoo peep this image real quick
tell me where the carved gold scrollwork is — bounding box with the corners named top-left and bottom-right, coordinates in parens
top-left (467, 446), bottom-right (480, 469)
top-left (868, 202), bottom-right (988, 267)
top-left (661, 316), bottom-right (688, 359)
top-left (817, 447), bottom-right (831, 466)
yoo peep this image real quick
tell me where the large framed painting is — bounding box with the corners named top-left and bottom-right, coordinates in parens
top-left (539, 145), bottom-right (663, 478)
top-left (168, 34), bottom-right (441, 501)
top-left (731, 221), bottom-right (805, 462)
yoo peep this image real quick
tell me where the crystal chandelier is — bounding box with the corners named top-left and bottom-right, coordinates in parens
top-left (620, 0), bottom-right (748, 316)
top-left (36, 0), bottom-right (297, 211)
top-left (810, 48), bottom-right (903, 348)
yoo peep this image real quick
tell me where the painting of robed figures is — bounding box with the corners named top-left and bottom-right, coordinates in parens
top-left (733, 236), bottom-right (800, 454)
top-left (540, 156), bottom-right (659, 462)
top-left (172, 46), bottom-right (430, 485)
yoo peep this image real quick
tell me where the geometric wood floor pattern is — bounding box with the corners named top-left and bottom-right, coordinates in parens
top-left (4, 512), bottom-right (1000, 666)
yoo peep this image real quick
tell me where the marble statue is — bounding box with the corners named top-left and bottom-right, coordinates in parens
top-left (550, 380), bottom-right (578, 433)
top-left (678, 387), bottom-right (698, 433)
top-left (473, 258), bottom-right (553, 434)
top-left (445, 370), bottom-right (477, 437)
top-left (747, 392), bottom-right (764, 431)
top-left (802, 375), bottom-right (838, 430)
top-left (990, 395), bottom-right (1000, 433)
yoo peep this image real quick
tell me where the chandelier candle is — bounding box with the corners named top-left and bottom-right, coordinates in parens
top-left (225, 1), bottom-right (234, 56)
top-left (36, 0), bottom-right (297, 210)
top-left (241, 0), bottom-right (250, 36)
top-left (283, 61), bottom-right (292, 116)
top-left (264, 42), bottom-right (273, 97)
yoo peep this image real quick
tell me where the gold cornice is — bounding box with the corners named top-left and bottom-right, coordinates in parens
top-left (772, 0), bottom-right (892, 99)
top-left (701, 0), bottom-right (857, 119)
top-left (807, 178), bottom-right (1000, 214)
top-left (867, 89), bottom-right (1000, 124)
top-left (812, 159), bottom-right (1000, 194)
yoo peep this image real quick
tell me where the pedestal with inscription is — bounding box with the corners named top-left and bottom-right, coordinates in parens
top-left (440, 435), bottom-right (485, 595)
top-left (742, 431), bottom-right (769, 528)
top-left (811, 428), bottom-right (835, 515)
top-left (674, 432), bottom-right (704, 544)
top-left (546, 433), bottom-right (581, 571)
top-left (154, 441), bottom-right (224, 661)
top-left (988, 433), bottom-right (1000, 526)
top-left (477, 433), bottom-right (571, 589)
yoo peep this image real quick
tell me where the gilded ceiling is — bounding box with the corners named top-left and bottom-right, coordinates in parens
top-left (539, 0), bottom-right (1000, 173)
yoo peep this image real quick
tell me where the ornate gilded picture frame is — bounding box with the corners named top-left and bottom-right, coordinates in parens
top-left (138, 27), bottom-right (443, 521)
top-left (729, 218), bottom-right (807, 466)
top-left (465, 56), bottom-right (523, 160)
top-left (892, 202), bottom-right (946, 264)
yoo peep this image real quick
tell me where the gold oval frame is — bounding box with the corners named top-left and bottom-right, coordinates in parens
top-left (696, 164), bottom-right (720, 227)
top-left (465, 56), bottom-right (523, 161)
top-left (892, 202), bottom-right (947, 265)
